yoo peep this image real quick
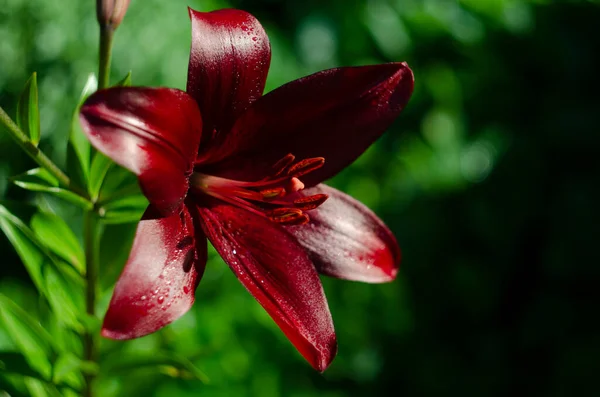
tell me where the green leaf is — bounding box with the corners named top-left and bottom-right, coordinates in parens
top-left (0, 202), bottom-right (84, 332)
top-left (67, 73), bottom-right (97, 190)
top-left (98, 194), bottom-right (147, 224)
top-left (0, 203), bottom-right (44, 295)
top-left (101, 351), bottom-right (209, 383)
top-left (52, 353), bottom-right (84, 388)
top-left (97, 165), bottom-right (139, 203)
top-left (16, 73), bottom-right (41, 145)
top-left (88, 152), bottom-right (113, 201)
top-left (115, 71), bottom-right (132, 86)
top-left (31, 212), bottom-right (85, 274)
top-left (24, 378), bottom-right (63, 397)
top-left (0, 294), bottom-right (56, 379)
top-left (99, 222), bottom-right (137, 292)
top-left (0, 351), bottom-right (44, 379)
top-left (43, 267), bottom-right (85, 332)
top-left (0, 373), bottom-right (30, 397)
top-left (11, 168), bottom-right (92, 210)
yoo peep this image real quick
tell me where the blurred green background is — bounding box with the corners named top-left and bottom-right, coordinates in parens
top-left (1, 0), bottom-right (600, 395)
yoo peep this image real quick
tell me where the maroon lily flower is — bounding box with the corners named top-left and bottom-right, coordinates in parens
top-left (80, 8), bottom-right (413, 371)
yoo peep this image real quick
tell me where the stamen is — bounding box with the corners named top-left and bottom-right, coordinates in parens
top-left (260, 187), bottom-right (286, 200)
top-left (272, 153), bottom-right (296, 177)
top-left (268, 208), bottom-right (310, 225)
top-left (192, 153), bottom-right (327, 226)
top-left (287, 157), bottom-right (325, 178)
top-left (293, 194), bottom-right (328, 211)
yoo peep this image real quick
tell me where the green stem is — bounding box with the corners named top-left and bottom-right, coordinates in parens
top-left (98, 25), bottom-right (114, 89)
top-left (83, 210), bottom-right (99, 397)
top-left (0, 106), bottom-right (71, 187)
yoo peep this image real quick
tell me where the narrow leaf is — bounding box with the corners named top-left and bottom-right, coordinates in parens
top-left (98, 194), bottom-right (147, 224)
top-left (0, 203), bottom-right (84, 331)
top-left (31, 212), bottom-right (85, 274)
top-left (101, 352), bottom-right (209, 382)
top-left (115, 71), bottom-right (132, 87)
top-left (52, 353), bottom-right (84, 388)
top-left (0, 374), bottom-right (30, 397)
top-left (24, 378), bottom-right (63, 397)
top-left (0, 294), bottom-right (56, 379)
top-left (88, 152), bottom-right (113, 201)
top-left (11, 168), bottom-right (93, 210)
top-left (99, 222), bottom-right (137, 292)
top-left (67, 73), bottom-right (97, 189)
top-left (16, 73), bottom-right (41, 145)
top-left (0, 351), bottom-right (43, 379)
top-left (97, 165), bottom-right (139, 203)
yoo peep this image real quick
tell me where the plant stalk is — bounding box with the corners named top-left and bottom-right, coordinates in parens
top-left (83, 210), bottom-right (99, 397)
top-left (0, 106), bottom-right (71, 187)
top-left (98, 25), bottom-right (115, 90)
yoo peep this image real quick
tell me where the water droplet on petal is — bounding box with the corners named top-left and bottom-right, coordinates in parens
top-left (157, 296), bottom-right (165, 304)
top-left (233, 249), bottom-right (237, 255)
top-left (140, 295), bottom-right (147, 301)
top-left (183, 286), bottom-right (190, 294)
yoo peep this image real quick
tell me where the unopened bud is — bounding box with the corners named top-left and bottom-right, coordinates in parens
top-left (97, 0), bottom-right (131, 29)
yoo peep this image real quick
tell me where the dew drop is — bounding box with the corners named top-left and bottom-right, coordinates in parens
top-left (232, 249), bottom-right (237, 255)
top-left (140, 295), bottom-right (147, 301)
top-left (157, 296), bottom-right (165, 304)
top-left (183, 286), bottom-right (190, 294)
top-left (252, 36), bottom-right (258, 42)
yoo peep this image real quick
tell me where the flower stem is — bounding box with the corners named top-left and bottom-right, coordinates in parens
top-left (98, 25), bottom-right (114, 90)
top-left (83, 210), bottom-right (99, 397)
top-left (0, 106), bottom-right (71, 187)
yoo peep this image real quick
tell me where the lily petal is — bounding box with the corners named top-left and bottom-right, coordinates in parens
top-left (285, 184), bottom-right (400, 283)
top-left (187, 8), bottom-right (271, 144)
top-left (199, 63), bottom-right (413, 186)
top-left (197, 203), bottom-right (337, 371)
top-left (80, 87), bottom-right (202, 216)
top-left (102, 205), bottom-right (207, 339)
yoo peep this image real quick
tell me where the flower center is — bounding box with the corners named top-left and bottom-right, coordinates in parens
top-left (190, 154), bottom-right (328, 225)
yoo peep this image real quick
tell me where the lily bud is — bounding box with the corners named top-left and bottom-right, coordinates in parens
top-left (96, 0), bottom-right (131, 29)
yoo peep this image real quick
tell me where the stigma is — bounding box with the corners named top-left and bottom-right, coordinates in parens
top-left (190, 154), bottom-right (328, 225)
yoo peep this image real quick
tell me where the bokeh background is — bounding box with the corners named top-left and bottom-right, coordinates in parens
top-left (1, 0), bottom-right (600, 395)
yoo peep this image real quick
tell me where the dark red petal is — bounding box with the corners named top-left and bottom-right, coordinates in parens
top-left (285, 184), bottom-right (400, 283)
top-left (196, 203), bottom-right (336, 371)
top-left (102, 205), bottom-right (207, 339)
top-left (198, 63), bottom-right (413, 186)
top-left (187, 8), bottom-right (271, 146)
top-left (80, 87), bottom-right (202, 216)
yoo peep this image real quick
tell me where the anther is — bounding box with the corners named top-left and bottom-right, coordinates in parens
top-left (293, 194), bottom-right (328, 211)
top-left (267, 207), bottom-right (309, 225)
top-left (287, 157), bottom-right (325, 178)
top-left (260, 187), bottom-right (286, 200)
top-left (272, 153), bottom-right (296, 177)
